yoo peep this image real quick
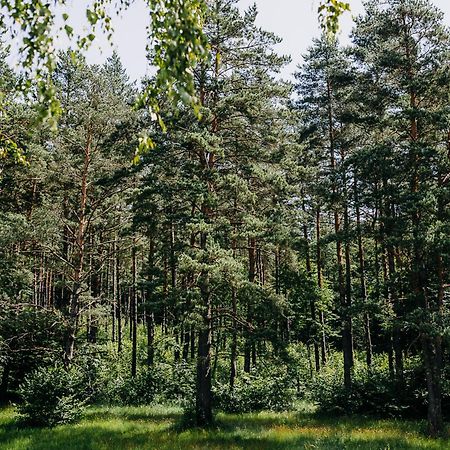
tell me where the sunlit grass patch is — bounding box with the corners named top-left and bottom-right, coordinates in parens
top-left (0, 405), bottom-right (449, 449)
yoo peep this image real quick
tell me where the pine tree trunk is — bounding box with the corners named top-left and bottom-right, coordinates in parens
top-left (303, 200), bottom-right (320, 371)
top-left (147, 235), bottom-right (155, 366)
top-left (117, 254), bottom-right (122, 354)
top-left (64, 130), bottom-right (92, 367)
top-left (354, 180), bottom-right (373, 368)
top-left (131, 242), bottom-right (138, 377)
top-left (112, 239), bottom-right (117, 342)
top-left (316, 208), bottom-right (327, 366)
top-left (342, 204), bottom-right (354, 389)
top-left (196, 229), bottom-right (213, 426)
top-left (326, 76), bottom-right (352, 389)
top-left (244, 237), bottom-right (257, 373)
top-left (229, 287), bottom-right (237, 389)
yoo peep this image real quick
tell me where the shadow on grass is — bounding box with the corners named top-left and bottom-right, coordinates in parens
top-left (0, 406), bottom-right (448, 450)
top-left (1, 427), bottom-right (446, 450)
top-left (83, 406), bottom-right (181, 423)
top-left (219, 410), bottom-right (432, 436)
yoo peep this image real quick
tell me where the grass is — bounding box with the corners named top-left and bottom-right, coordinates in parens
top-left (0, 404), bottom-right (449, 449)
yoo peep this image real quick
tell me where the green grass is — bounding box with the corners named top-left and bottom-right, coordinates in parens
top-left (0, 404), bottom-right (449, 449)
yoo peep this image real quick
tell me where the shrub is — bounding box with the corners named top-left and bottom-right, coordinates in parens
top-left (308, 355), bottom-right (427, 418)
top-left (108, 368), bottom-right (160, 406)
top-left (98, 361), bottom-right (195, 407)
top-left (18, 365), bottom-right (84, 426)
top-left (0, 301), bottom-right (66, 401)
top-left (214, 368), bottom-right (293, 413)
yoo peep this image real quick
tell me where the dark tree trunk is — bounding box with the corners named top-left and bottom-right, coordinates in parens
top-left (316, 208), bottom-right (327, 366)
top-left (0, 363), bottom-right (10, 404)
top-left (117, 256), bottom-right (122, 354)
top-left (229, 287), bottom-right (237, 389)
top-left (131, 242), bottom-right (138, 377)
top-left (112, 239), bottom-right (117, 342)
top-left (422, 333), bottom-right (443, 437)
top-left (326, 76), bottom-right (352, 390)
top-left (196, 229), bottom-right (213, 426)
top-left (147, 236), bottom-right (155, 366)
top-left (354, 177), bottom-right (373, 368)
top-left (303, 199), bottom-right (320, 371)
top-left (244, 237), bottom-right (257, 373)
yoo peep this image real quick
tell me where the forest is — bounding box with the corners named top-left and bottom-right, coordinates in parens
top-left (0, 0), bottom-right (449, 448)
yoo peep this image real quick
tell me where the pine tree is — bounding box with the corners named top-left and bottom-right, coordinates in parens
top-left (351, 0), bottom-right (450, 435)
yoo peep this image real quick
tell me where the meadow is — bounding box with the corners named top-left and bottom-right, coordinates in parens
top-left (0, 405), bottom-right (448, 450)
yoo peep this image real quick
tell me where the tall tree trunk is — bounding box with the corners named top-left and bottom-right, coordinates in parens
top-left (326, 77), bottom-right (352, 389)
top-left (230, 228), bottom-right (238, 389)
top-left (147, 235), bottom-right (155, 366)
top-left (64, 129), bottom-right (92, 367)
top-left (229, 287), bottom-right (238, 389)
top-left (244, 237), bottom-right (257, 373)
top-left (117, 251), bottom-right (122, 354)
top-left (196, 230), bottom-right (213, 426)
top-left (354, 178), bottom-right (373, 368)
top-left (131, 241), bottom-right (138, 377)
top-left (303, 200), bottom-right (320, 371)
top-left (426, 169), bottom-right (446, 435)
top-left (112, 239), bottom-right (117, 342)
top-left (316, 208), bottom-right (327, 366)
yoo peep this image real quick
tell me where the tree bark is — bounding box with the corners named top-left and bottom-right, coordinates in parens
top-left (64, 128), bottom-right (92, 367)
top-left (303, 200), bottom-right (320, 371)
top-left (196, 230), bottom-right (213, 426)
top-left (316, 208), bottom-right (327, 366)
top-left (131, 241), bottom-right (138, 377)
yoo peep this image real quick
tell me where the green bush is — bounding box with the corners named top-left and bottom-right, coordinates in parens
top-left (106, 368), bottom-right (160, 406)
top-left (98, 361), bottom-right (195, 406)
top-left (0, 301), bottom-right (66, 401)
top-left (308, 356), bottom-right (426, 418)
top-left (214, 368), bottom-right (293, 413)
top-left (18, 365), bottom-right (84, 426)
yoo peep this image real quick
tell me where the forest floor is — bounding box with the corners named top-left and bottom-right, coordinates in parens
top-left (0, 404), bottom-right (449, 449)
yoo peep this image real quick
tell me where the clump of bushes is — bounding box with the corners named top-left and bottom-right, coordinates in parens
top-left (214, 368), bottom-right (293, 413)
top-left (308, 356), bottom-right (427, 418)
top-left (17, 351), bottom-right (196, 426)
top-left (18, 365), bottom-right (85, 426)
top-left (97, 361), bottom-right (195, 407)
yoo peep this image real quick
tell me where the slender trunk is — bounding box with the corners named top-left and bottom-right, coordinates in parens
top-left (230, 227), bottom-right (238, 389)
top-left (303, 200), bottom-right (319, 371)
top-left (117, 252), bottom-right (122, 354)
top-left (196, 230), bottom-right (213, 426)
top-left (316, 208), bottom-right (327, 366)
top-left (354, 178), bottom-right (373, 368)
top-left (426, 171), bottom-right (446, 435)
top-left (64, 129), bottom-right (92, 367)
top-left (229, 287), bottom-right (237, 389)
top-left (191, 327), bottom-right (196, 361)
top-left (88, 238), bottom-right (100, 344)
top-left (131, 242), bottom-right (138, 377)
top-left (326, 76), bottom-right (352, 389)
top-left (147, 235), bottom-right (155, 366)
top-left (341, 150), bottom-right (354, 386)
top-left (342, 203), bottom-right (354, 385)
top-left (244, 237), bottom-right (256, 373)
top-left (112, 239), bottom-right (117, 342)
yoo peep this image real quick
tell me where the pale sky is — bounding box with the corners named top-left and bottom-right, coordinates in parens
top-left (7, 0), bottom-right (450, 81)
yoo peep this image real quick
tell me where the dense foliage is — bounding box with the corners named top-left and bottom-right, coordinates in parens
top-left (18, 366), bottom-right (84, 426)
top-left (0, 0), bottom-right (449, 437)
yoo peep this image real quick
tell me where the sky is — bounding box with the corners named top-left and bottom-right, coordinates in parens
top-left (7, 0), bottom-right (450, 81)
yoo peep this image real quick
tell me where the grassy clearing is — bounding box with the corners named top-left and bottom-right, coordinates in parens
top-left (0, 405), bottom-right (449, 449)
